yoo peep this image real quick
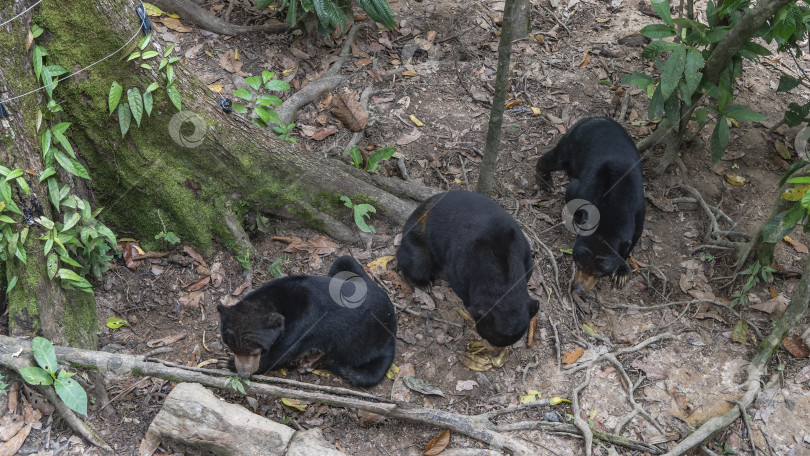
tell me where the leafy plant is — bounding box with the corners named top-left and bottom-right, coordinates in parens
top-left (269, 256), bottom-right (285, 278)
top-left (19, 337), bottom-right (88, 415)
top-left (622, 0), bottom-right (804, 162)
top-left (232, 70), bottom-right (291, 131)
top-left (259, 0), bottom-right (396, 32)
top-left (340, 196), bottom-right (376, 233)
top-left (273, 123), bottom-right (298, 143)
top-left (110, 34), bottom-right (182, 137)
top-left (346, 145), bottom-right (396, 173)
top-left (731, 260), bottom-right (776, 307)
top-left (0, 372), bottom-right (9, 395)
top-left (225, 376), bottom-right (249, 394)
top-left (155, 230), bottom-right (180, 245)
top-left (236, 249), bottom-right (253, 270)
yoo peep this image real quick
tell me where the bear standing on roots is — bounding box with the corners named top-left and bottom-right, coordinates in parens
top-left (396, 190), bottom-right (539, 348)
top-left (217, 255), bottom-right (397, 387)
top-left (536, 116), bottom-right (645, 295)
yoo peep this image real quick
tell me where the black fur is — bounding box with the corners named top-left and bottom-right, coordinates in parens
top-left (536, 117), bottom-right (645, 292)
top-left (397, 190), bottom-right (539, 347)
top-left (217, 255), bottom-right (397, 387)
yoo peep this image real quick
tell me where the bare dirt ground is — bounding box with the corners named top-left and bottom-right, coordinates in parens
top-left (4, 0), bottom-right (810, 454)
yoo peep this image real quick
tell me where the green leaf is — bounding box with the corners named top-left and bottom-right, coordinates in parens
top-left (106, 317), bottom-right (129, 329)
top-left (140, 63), bottom-right (153, 70)
top-left (731, 319), bottom-right (749, 344)
top-left (166, 64), bottom-right (174, 84)
top-left (167, 84), bottom-right (182, 111)
top-left (54, 151), bottom-right (90, 179)
top-left (0, 181), bottom-right (21, 215)
top-left (353, 204), bottom-right (376, 233)
top-left (164, 44), bottom-right (175, 57)
top-left (62, 212), bottom-right (81, 231)
top-left (640, 24), bottom-right (676, 39)
top-left (784, 102), bottom-right (810, 127)
top-left (232, 102), bottom-right (248, 114)
top-left (6, 276), bottom-right (17, 293)
top-left (47, 253), bottom-right (58, 279)
top-left (233, 88), bottom-right (253, 101)
top-left (266, 109), bottom-right (281, 125)
top-left (127, 88), bottom-right (144, 127)
top-left (19, 367), bottom-right (53, 386)
top-left (47, 178), bottom-right (61, 210)
top-left (145, 82), bottom-right (159, 93)
top-left (15, 177), bottom-right (30, 196)
top-left (257, 0), bottom-right (273, 8)
top-left (648, 85), bottom-right (665, 120)
top-left (356, 0), bottom-right (397, 28)
top-left (365, 147), bottom-right (396, 173)
top-left (55, 373), bottom-right (88, 415)
top-left (641, 40), bottom-right (680, 59)
top-left (348, 145), bottom-right (363, 168)
top-left (138, 33), bottom-right (152, 50)
top-left (118, 102), bottom-right (131, 137)
top-left (141, 50), bottom-right (160, 59)
top-left (659, 46), bottom-right (686, 98)
top-left (649, 0), bottom-right (674, 27)
top-left (264, 80), bottom-right (291, 91)
top-left (0, 215), bottom-right (15, 223)
top-left (340, 195), bottom-right (353, 208)
top-left (710, 119), bottom-right (730, 163)
top-left (722, 104), bottom-right (766, 123)
top-left (4, 169), bottom-right (22, 180)
top-left (261, 70), bottom-right (275, 84)
top-left (672, 17), bottom-right (708, 30)
top-left (32, 336), bottom-right (57, 374)
top-left (256, 94), bottom-right (283, 106)
top-left (60, 255), bottom-right (82, 268)
top-left (245, 76), bottom-right (262, 91)
top-left (32, 46), bottom-right (47, 81)
top-left (41, 129), bottom-right (51, 159)
top-left (254, 106), bottom-right (271, 124)
top-left (777, 75), bottom-right (801, 93)
top-left (31, 24), bottom-right (43, 38)
top-left (158, 58), bottom-right (167, 71)
top-left (127, 51), bottom-right (141, 61)
top-left (143, 91), bottom-right (153, 117)
top-left (683, 47), bottom-right (704, 98)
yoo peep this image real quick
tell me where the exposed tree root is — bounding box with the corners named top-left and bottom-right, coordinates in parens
top-left (662, 255), bottom-right (810, 455)
top-left (151, 0), bottom-right (292, 35)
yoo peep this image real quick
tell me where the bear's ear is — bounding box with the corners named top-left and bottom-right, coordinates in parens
top-left (216, 304), bottom-right (226, 314)
top-left (266, 313), bottom-right (284, 329)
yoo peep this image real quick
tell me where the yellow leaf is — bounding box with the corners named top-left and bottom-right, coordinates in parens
top-left (531, 106), bottom-right (542, 116)
top-left (409, 115), bottom-right (424, 127)
top-left (456, 308), bottom-right (475, 324)
top-left (164, 11), bottom-right (180, 18)
top-left (282, 66), bottom-right (296, 76)
top-left (781, 184), bottom-right (810, 201)
top-left (311, 369), bottom-right (331, 378)
top-left (118, 237), bottom-right (139, 242)
top-left (234, 48), bottom-right (239, 60)
top-left (520, 390), bottom-right (542, 404)
top-left (589, 407), bottom-right (598, 420)
top-left (505, 99), bottom-right (522, 109)
top-left (489, 347), bottom-right (510, 367)
top-left (724, 173), bottom-right (748, 186)
top-left (386, 363), bottom-right (399, 380)
top-left (281, 398), bottom-right (308, 412)
top-left (459, 353), bottom-right (492, 372)
top-left (279, 368), bottom-right (287, 376)
top-left (549, 397), bottom-right (571, 406)
top-left (582, 323), bottom-right (596, 335)
top-left (207, 81), bottom-right (224, 94)
top-left (402, 70), bottom-right (419, 77)
top-left (453, 178), bottom-right (466, 184)
top-left (368, 255), bottom-right (395, 274)
top-left (0, 201), bottom-right (6, 212)
top-left (143, 2), bottom-right (164, 16)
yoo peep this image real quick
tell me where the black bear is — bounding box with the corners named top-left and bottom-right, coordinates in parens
top-left (396, 190), bottom-right (539, 348)
top-left (536, 116), bottom-right (645, 294)
top-left (217, 255), bottom-right (397, 387)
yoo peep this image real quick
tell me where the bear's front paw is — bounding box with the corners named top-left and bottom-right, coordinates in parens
top-left (536, 172), bottom-right (554, 192)
top-left (611, 263), bottom-right (631, 288)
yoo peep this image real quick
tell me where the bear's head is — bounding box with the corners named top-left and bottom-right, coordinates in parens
top-left (217, 301), bottom-right (285, 378)
top-left (470, 297), bottom-right (539, 348)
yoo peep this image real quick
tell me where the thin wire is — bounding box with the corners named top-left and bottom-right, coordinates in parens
top-left (0, 0), bottom-right (43, 28)
top-left (0, 27), bottom-right (142, 105)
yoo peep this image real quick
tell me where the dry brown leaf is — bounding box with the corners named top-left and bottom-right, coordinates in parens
top-left (179, 290), bottom-right (204, 308)
top-left (219, 48), bottom-right (247, 76)
top-left (331, 92), bottom-right (368, 132)
top-left (317, 92), bottom-right (333, 111)
top-left (356, 58), bottom-right (373, 66)
top-left (578, 52), bottom-right (591, 68)
top-left (783, 235), bottom-right (809, 254)
top-left (372, 94), bottom-right (395, 104)
top-left (147, 332), bottom-right (187, 347)
top-left (768, 285), bottom-right (778, 298)
top-left (505, 99), bottom-right (522, 109)
top-left (276, 236), bottom-right (338, 256)
top-left (7, 383), bottom-right (18, 413)
top-left (161, 17), bottom-right (192, 32)
top-left (424, 429), bottom-right (450, 456)
top-left (0, 415), bottom-right (24, 441)
top-left (207, 81), bottom-right (224, 94)
top-left (358, 410), bottom-right (387, 427)
top-left (184, 275), bottom-right (211, 292)
top-left (22, 385), bottom-right (53, 417)
top-left (402, 70), bottom-right (419, 77)
top-left (0, 424), bottom-right (31, 456)
top-left (750, 293), bottom-right (789, 315)
top-left (119, 241), bottom-right (145, 270)
top-left (138, 430), bottom-right (161, 456)
top-left (309, 252), bottom-right (323, 270)
top-left (232, 282), bottom-right (250, 296)
top-left (458, 353), bottom-right (492, 372)
top-left (562, 347), bottom-right (584, 364)
top-left (782, 334), bottom-right (810, 358)
top-left (397, 128), bottom-right (422, 146)
top-left (378, 270), bottom-right (412, 293)
top-left (413, 288), bottom-right (435, 310)
top-left (527, 316), bottom-right (538, 348)
top-left (183, 245), bottom-right (207, 267)
top-left (724, 173), bottom-right (748, 186)
top-left (210, 262), bottom-right (224, 287)
top-left (311, 126), bottom-right (339, 141)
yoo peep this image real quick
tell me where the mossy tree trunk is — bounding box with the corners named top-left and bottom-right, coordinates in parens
top-left (0, 0), bottom-right (434, 346)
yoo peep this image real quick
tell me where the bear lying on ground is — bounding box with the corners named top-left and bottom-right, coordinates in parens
top-left (217, 255), bottom-right (397, 387)
top-left (396, 190), bottom-right (539, 348)
top-left (536, 116), bottom-right (645, 294)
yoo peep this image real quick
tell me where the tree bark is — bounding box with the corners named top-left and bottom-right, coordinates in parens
top-left (510, 0), bottom-right (530, 40)
top-left (476, 0), bottom-right (516, 196)
top-left (0, 0), bottom-right (435, 346)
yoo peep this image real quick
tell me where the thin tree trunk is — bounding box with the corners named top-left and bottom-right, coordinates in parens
top-left (511, 0), bottom-right (530, 40)
top-left (476, 0), bottom-right (516, 196)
